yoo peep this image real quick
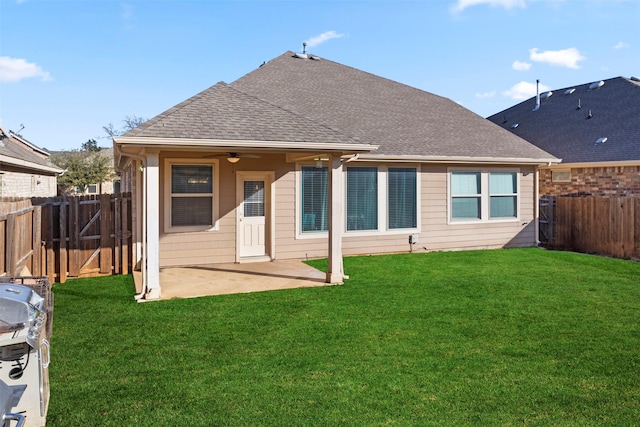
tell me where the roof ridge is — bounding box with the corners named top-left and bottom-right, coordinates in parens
top-left (228, 79), bottom-right (360, 142)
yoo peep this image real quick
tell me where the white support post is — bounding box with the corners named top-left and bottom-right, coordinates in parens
top-left (144, 151), bottom-right (161, 299)
top-left (327, 154), bottom-right (345, 284)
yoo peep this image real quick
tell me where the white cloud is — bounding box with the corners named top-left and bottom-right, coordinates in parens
top-left (503, 80), bottom-right (551, 100)
top-left (0, 56), bottom-right (52, 83)
top-left (512, 60), bottom-right (531, 71)
top-left (451, 0), bottom-right (526, 13)
top-left (476, 90), bottom-right (496, 99)
top-left (121, 3), bottom-right (134, 21)
top-left (304, 31), bottom-right (345, 48)
top-left (529, 47), bottom-right (585, 69)
top-left (614, 41), bottom-right (629, 50)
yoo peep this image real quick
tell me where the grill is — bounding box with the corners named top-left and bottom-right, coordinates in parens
top-left (0, 277), bottom-right (53, 427)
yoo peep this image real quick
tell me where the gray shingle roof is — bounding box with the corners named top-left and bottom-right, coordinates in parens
top-left (487, 77), bottom-right (640, 164)
top-left (231, 52), bottom-right (556, 160)
top-left (0, 128), bottom-right (63, 173)
top-left (125, 51), bottom-right (557, 161)
top-left (125, 82), bottom-right (360, 145)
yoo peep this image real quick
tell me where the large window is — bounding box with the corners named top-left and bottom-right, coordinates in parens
top-left (301, 166), bottom-right (328, 233)
top-left (450, 170), bottom-right (518, 222)
top-left (347, 167), bottom-right (378, 231)
top-left (298, 164), bottom-right (419, 236)
top-left (388, 167), bottom-right (417, 229)
top-left (170, 164), bottom-right (214, 228)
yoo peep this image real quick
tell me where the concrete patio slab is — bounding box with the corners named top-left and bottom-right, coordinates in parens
top-left (134, 259), bottom-right (330, 301)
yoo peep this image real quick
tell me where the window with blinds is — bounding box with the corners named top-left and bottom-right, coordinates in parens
top-left (301, 166), bottom-right (328, 232)
top-left (244, 180), bottom-right (265, 217)
top-left (388, 167), bottom-right (416, 229)
top-left (346, 167), bottom-right (378, 231)
top-left (170, 165), bottom-right (213, 227)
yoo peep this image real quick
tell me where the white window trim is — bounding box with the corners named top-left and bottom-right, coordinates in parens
top-left (447, 167), bottom-right (521, 225)
top-left (295, 162), bottom-right (421, 239)
top-left (163, 158), bottom-right (220, 234)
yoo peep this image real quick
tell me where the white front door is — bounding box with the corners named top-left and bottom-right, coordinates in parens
top-left (238, 176), bottom-right (267, 258)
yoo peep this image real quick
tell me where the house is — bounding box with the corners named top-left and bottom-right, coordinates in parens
top-left (54, 147), bottom-right (121, 196)
top-left (0, 127), bottom-right (63, 198)
top-left (487, 77), bottom-right (640, 196)
top-left (114, 51), bottom-right (559, 300)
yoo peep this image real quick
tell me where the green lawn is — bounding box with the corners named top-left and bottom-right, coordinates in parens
top-left (47, 248), bottom-right (640, 426)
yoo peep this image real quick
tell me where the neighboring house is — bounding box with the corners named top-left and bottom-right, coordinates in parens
top-left (0, 127), bottom-right (63, 198)
top-left (487, 76), bottom-right (640, 196)
top-left (55, 147), bottom-right (121, 195)
top-left (114, 51), bottom-right (558, 300)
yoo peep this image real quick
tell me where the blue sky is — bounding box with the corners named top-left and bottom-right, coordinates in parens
top-left (1, 0), bottom-right (638, 152)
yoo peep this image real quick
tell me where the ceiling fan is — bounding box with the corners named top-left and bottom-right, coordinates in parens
top-left (205, 152), bottom-right (261, 163)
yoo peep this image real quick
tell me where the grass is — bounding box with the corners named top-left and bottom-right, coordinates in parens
top-left (47, 248), bottom-right (640, 426)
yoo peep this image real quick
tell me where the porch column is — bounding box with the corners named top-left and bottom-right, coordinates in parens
top-left (327, 154), bottom-right (345, 284)
top-left (144, 150), bottom-right (161, 299)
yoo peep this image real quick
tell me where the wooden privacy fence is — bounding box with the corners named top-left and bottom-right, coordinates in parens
top-left (0, 193), bottom-right (132, 283)
top-left (544, 196), bottom-right (640, 260)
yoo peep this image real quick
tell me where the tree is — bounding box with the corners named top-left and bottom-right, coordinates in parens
top-left (52, 149), bottom-right (113, 194)
top-left (103, 115), bottom-right (147, 138)
top-left (81, 138), bottom-right (100, 152)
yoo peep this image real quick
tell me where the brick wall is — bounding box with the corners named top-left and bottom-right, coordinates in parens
top-left (540, 166), bottom-right (640, 196)
top-left (0, 170), bottom-right (58, 197)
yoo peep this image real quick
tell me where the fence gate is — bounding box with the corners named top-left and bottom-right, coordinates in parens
top-left (539, 196), bottom-right (555, 247)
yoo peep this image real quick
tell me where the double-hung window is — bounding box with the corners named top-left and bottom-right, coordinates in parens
top-left (489, 172), bottom-right (517, 218)
top-left (166, 160), bottom-right (217, 232)
top-left (450, 170), bottom-right (518, 222)
top-left (451, 172), bottom-right (481, 220)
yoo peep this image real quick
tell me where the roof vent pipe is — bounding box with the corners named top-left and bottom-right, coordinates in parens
top-left (533, 79), bottom-right (540, 111)
top-left (303, 42), bottom-right (307, 55)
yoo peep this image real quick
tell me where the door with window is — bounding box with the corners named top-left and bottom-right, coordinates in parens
top-left (237, 173), bottom-right (271, 258)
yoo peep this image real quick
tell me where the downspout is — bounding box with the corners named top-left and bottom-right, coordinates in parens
top-left (114, 143), bottom-right (148, 300)
top-left (534, 167), bottom-right (540, 247)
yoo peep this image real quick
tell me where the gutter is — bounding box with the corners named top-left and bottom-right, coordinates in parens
top-left (113, 136), bottom-right (378, 153)
top-left (353, 153), bottom-right (561, 165)
top-left (541, 160), bottom-right (640, 169)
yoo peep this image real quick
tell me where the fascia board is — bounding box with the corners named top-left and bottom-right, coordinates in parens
top-left (114, 137), bottom-right (378, 153)
top-left (540, 160), bottom-right (640, 169)
top-left (0, 154), bottom-right (64, 174)
top-left (354, 154), bottom-right (562, 165)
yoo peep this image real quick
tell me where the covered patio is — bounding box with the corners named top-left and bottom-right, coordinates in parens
top-left (133, 259), bottom-right (330, 301)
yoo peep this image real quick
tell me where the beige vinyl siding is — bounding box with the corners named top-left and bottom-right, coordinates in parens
top-left (158, 152), bottom-right (243, 267)
top-left (153, 152), bottom-right (538, 267)
top-left (272, 163), bottom-right (538, 260)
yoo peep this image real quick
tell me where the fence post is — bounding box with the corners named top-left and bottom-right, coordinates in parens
top-left (122, 195), bottom-right (129, 275)
top-left (100, 194), bottom-right (113, 274)
top-left (59, 198), bottom-right (68, 283)
top-left (32, 205), bottom-right (42, 275)
top-left (6, 212), bottom-right (16, 276)
top-left (45, 202), bottom-right (56, 284)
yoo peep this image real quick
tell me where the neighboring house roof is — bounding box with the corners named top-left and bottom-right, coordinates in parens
top-left (121, 51), bottom-right (558, 163)
top-left (0, 127), bottom-right (64, 174)
top-left (487, 76), bottom-right (640, 164)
